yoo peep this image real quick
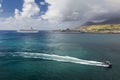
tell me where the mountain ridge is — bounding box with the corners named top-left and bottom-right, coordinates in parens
top-left (74, 24), bottom-right (120, 33)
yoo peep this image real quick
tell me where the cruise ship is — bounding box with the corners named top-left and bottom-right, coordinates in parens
top-left (17, 27), bottom-right (39, 33)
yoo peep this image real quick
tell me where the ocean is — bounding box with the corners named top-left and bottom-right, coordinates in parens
top-left (0, 31), bottom-right (120, 80)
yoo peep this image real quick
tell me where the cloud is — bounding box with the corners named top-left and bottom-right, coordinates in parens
top-left (42, 0), bottom-right (106, 22)
top-left (106, 0), bottom-right (120, 8)
top-left (0, 0), bottom-right (2, 7)
top-left (0, 16), bottom-right (56, 30)
top-left (42, 0), bottom-right (120, 24)
top-left (1, 0), bottom-right (120, 30)
top-left (0, 0), bottom-right (42, 30)
top-left (15, 0), bottom-right (40, 19)
top-left (0, 3), bottom-right (1, 8)
top-left (40, 2), bottom-right (46, 5)
top-left (0, 0), bottom-right (3, 13)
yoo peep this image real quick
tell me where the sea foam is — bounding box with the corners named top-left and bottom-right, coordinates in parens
top-left (17, 52), bottom-right (108, 67)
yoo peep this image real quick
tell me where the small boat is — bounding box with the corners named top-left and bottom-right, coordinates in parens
top-left (102, 61), bottom-right (112, 68)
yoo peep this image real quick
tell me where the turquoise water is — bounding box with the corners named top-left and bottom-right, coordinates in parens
top-left (0, 31), bottom-right (120, 80)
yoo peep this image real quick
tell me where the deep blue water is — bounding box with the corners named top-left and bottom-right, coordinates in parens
top-left (0, 31), bottom-right (120, 80)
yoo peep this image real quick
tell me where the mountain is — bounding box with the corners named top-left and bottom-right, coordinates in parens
top-left (72, 18), bottom-right (120, 33)
top-left (74, 24), bottom-right (120, 33)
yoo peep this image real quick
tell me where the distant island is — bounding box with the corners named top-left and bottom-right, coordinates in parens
top-left (54, 24), bottom-right (120, 34)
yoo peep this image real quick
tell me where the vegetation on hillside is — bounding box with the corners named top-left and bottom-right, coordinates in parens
top-left (74, 24), bottom-right (120, 33)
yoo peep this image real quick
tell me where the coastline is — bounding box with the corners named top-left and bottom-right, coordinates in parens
top-left (53, 24), bottom-right (120, 34)
top-left (53, 30), bottom-right (120, 34)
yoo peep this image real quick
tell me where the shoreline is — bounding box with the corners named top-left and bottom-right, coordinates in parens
top-left (53, 30), bottom-right (120, 34)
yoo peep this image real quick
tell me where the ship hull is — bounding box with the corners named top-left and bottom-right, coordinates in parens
top-left (17, 30), bottom-right (39, 33)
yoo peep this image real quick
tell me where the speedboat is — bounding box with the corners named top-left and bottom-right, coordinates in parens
top-left (102, 61), bottom-right (112, 68)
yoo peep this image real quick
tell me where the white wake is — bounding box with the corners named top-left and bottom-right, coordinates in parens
top-left (17, 52), bottom-right (108, 67)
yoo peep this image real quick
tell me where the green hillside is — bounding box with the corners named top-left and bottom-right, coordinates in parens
top-left (74, 24), bottom-right (120, 33)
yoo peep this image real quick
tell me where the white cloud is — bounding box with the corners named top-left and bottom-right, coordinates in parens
top-left (42, 0), bottom-right (106, 22)
top-left (14, 9), bottom-right (20, 19)
top-left (0, 0), bottom-right (3, 13)
top-left (0, 4), bottom-right (1, 8)
top-left (42, 0), bottom-right (120, 23)
top-left (15, 0), bottom-right (40, 19)
top-left (40, 2), bottom-right (46, 5)
top-left (91, 19), bottom-right (107, 23)
top-left (0, 17), bottom-right (57, 30)
top-left (0, 0), bottom-right (2, 7)
top-left (0, 0), bottom-right (42, 30)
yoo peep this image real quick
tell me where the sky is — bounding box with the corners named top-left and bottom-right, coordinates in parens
top-left (0, 0), bottom-right (120, 30)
